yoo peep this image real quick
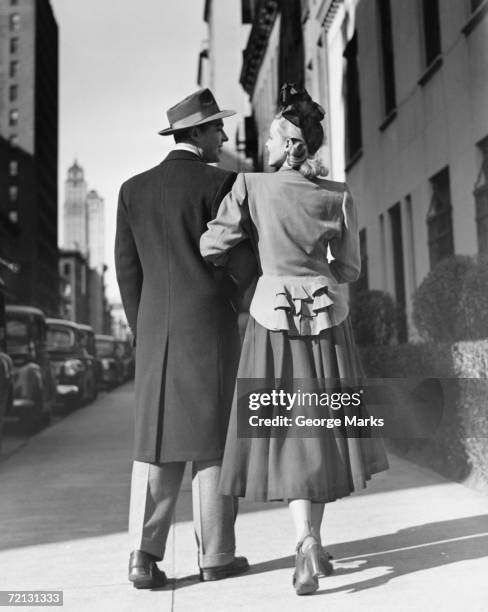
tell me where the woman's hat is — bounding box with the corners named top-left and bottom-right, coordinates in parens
top-left (158, 88), bottom-right (236, 135)
top-left (278, 84), bottom-right (325, 155)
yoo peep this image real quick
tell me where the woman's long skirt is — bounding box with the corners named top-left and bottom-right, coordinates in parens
top-left (219, 316), bottom-right (389, 502)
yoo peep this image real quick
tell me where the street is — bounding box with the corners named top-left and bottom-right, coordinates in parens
top-left (0, 382), bottom-right (488, 612)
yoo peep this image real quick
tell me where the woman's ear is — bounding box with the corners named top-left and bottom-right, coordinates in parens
top-left (284, 138), bottom-right (293, 152)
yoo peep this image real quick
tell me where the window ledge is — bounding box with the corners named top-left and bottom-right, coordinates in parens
top-left (379, 108), bottom-right (397, 132)
top-left (345, 148), bottom-right (363, 172)
top-left (418, 55), bottom-right (443, 87)
top-left (462, 1), bottom-right (488, 36)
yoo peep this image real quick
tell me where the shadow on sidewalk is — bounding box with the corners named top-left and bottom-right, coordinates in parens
top-left (165, 514), bottom-right (488, 593)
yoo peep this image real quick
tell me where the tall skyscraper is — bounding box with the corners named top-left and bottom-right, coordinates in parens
top-left (63, 160), bottom-right (88, 255)
top-left (63, 162), bottom-right (105, 271)
top-left (86, 189), bottom-right (104, 272)
top-left (0, 0), bottom-right (59, 315)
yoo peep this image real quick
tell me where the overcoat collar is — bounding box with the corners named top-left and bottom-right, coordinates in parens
top-left (162, 150), bottom-right (203, 164)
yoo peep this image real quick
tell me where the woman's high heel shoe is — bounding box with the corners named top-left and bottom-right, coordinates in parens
top-left (318, 549), bottom-right (334, 576)
top-left (310, 527), bottom-right (334, 577)
top-left (293, 533), bottom-right (321, 595)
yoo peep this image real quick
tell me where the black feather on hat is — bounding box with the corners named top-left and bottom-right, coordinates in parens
top-left (279, 83), bottom-right (325, 155)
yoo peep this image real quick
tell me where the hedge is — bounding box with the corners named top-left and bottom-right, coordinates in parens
top-left (360, 340), bottom-right (488, 489)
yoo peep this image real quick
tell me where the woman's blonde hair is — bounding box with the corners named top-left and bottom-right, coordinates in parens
top-left (274, 115), bottom-right (328, 179)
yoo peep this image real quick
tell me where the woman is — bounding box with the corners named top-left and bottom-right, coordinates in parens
top-left (200, 84), bottom-right (388, 595)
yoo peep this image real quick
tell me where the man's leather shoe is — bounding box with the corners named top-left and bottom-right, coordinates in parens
top-left (199, 556), bottom-right (249, 582)
top-left (128, 550), bottom-right (168, 589)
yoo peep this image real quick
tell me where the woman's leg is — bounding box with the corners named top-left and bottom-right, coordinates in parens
top-left (288, 499), bottom-right (312, 540)
top-left (311, 502), bottom-right (325, 540)
top-left (289, 499), bottom-right (321, 594)
top-left (311, 502), bottom-right (334, 576)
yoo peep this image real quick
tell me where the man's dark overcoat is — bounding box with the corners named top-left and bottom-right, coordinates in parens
top-left (115, 150), bottom-right (246, 463)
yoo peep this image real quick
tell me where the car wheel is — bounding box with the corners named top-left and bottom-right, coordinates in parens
top-left (65, 392), bottom-right (82, 412)
top-left (20, 398), bottom-right (44, 434)
top-left (87, 375), bottom-right (98, 402)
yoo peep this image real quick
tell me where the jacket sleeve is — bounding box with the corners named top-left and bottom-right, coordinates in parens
top-left (328, 188), bottom-right (361, 283)
top-left (114, 184), bottom-right (142, 336)
top-left (200, 173), bottom-right (249, 264)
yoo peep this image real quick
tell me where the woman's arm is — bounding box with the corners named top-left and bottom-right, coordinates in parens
top-left (328, 188), bottom-right (361, 283)
top-left (200, 173), bottom-right (249, 265)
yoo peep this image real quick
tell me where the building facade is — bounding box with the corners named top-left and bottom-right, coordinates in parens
top-left (86, 189), bottom-right (104, 272)
top-left (63, 161), bottom-right (105, 272)
top-left (59, 249), bottom-right (110, 333)
top-left (0, 0), bottom-right (59, 315)
top-left (63, 160), bottom-right (87, 255)
top-left (305, 0), bottom-right (488, 339)
top-left (59, 250), bottom-right (90, 325)
top-left (199, 0), bottom-right (254, 171)
top-left (241, 0), bottom-right (488, 340)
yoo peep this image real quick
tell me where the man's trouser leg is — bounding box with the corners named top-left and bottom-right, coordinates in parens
top-left (128, 460), bottom-right (185, 561)
top-left (192, 458), bottom-right (238, 569)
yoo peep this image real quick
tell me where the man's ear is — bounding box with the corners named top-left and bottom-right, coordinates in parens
top-left (189, 126), bottom-right (200, 143)
top-left (284, 138), bottom-right (292, 152)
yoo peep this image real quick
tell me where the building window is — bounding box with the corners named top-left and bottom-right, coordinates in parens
top-left (9, 13), bottom-right (20, 32)
top-left (377, 0), bottom-right (396, 116)
top-left (9, 85), bottom-right (18, 102)
top-left (10, 38), bottom-right (19, 53)
top-left (389, 203), bottom-right (407, 342)
top-left (474, 136), bottom-right (488, 253)
top-left (421, 0), bottom-right (441, 66)
top-left (9, 135), bottom-right (19, 147)
top-left (427, 167), bottom-right (454, 268)
top-left (10, 0), bottom-right (19, 5)
top-left (10, 60), bottom-right (18, 78)
top-left (8, 211), bottom-right (18, 224)
top-left (404, 195), bottom-right (417, 287)
top-left (9, 186), bottom-right (18, 202)
top-left (9, 109), bottom-right (19, 127)
top-left (9, 160), bottom-right (18, 176)
top-left (63, 263), bottom-right (71, 276)
top-left (351, 228), bottom-right (369, 303)
top-left (344, 31), bottom-right (363, 163)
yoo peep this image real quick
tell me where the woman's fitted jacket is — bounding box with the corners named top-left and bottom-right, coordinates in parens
top-left (200, 167), bottom-right (361, 336)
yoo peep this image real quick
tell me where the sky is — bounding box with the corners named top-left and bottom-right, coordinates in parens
top-left (50, 0), bottom-right (207, 302)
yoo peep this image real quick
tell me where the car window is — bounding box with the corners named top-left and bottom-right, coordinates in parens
top-left (96, 339), bottom-right (114, 357)
top-left (47, 326), bottom-right (75, 349)
top-left (6, 318), bottom-right (28, 339)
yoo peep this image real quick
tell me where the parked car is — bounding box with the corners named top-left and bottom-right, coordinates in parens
top-left (4, 306), bottom-right (56, 432)
top-left (114, 339), bottom-right (135, 382)
top-left (0, 296), bottom-right (14, 451)
top-left (46, 318), bottom-right (98, 410)
top-left (77, 323), bottom-right (100, 395)
top-left (95, 334), bottom-right (124, 388)
top-left (0, 351), bottom-right (13, 453)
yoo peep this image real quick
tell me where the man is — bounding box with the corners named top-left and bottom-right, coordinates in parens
top-left (115, 89), bottom-right (254, 589)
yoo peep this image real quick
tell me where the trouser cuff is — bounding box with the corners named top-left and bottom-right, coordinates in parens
top-left (199, 549), bottom-right (235, 569)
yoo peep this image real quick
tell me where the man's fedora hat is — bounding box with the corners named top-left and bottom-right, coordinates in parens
top-left (158, 88), bottom-right (235, 136)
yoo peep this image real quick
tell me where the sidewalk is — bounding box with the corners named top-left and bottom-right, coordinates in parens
top-left (0, 383), bottom-right (487, 611)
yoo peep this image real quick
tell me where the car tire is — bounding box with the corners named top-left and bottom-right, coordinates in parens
top-left (66, 392), bottom-right (82, 412)
top-left (20, 398), bottom-right (44, 434)
top-left (87, 374), bottom-right (98, 402)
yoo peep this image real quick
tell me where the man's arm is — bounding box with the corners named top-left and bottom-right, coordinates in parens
top-left (208, 172), bottom-right (258, 295)
top-left (114, 184), bottom-right (143, 338)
